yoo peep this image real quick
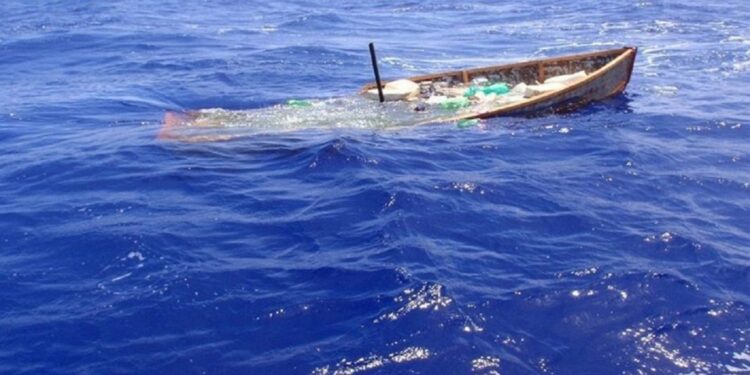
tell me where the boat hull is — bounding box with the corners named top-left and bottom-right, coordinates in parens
top-left (477, 48), bottom-right (636, 118)
top-left (362, 47), bottom-right (637, 122)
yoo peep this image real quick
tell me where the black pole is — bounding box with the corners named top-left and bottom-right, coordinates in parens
top-left (369, 42), bottom-right (384, 103)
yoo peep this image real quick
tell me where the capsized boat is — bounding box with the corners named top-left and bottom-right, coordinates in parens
top-left (159, 47), bottom-right (636, 141)
top-left (361, 46), bottom-right (637, 122)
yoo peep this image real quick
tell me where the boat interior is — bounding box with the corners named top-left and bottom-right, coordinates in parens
top-left (363, 47), bottom-right (630, 90)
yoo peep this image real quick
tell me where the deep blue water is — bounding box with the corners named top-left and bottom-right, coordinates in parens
top-left (2, 1), bottom-right (750, 374)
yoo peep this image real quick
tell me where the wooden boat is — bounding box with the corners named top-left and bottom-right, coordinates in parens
top-left (160, 47), bottom-right (636, 141)
top-left (361, 46), bottom-right (637, 122)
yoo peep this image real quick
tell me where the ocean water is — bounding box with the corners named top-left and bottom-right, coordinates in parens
top-left (1, 1), bottom-right (750, 374)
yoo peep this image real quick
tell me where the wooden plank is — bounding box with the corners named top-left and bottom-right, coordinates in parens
top-left (538, 63), bottom-right (545, 83)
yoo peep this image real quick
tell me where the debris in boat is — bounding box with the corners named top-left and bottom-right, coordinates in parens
top-left (440, 97), bottom-right (470, 110)
top-left (364, 70), bottom-right (589, 114)
top-left (522, 71), bottom-right (588, 97)
top-left (523, 82), bottom-right (567, 98)
top-left (365, 79), bottom-right (420, 101)
top-left (426, 95), bottom-right (448, 105)
top-left (471, 76), bottom-right (489, 85)
top-left (287, 99), bottom-right (312, 107)
top-left (543, 70), bottom-right (587, 85)
top-left (510, 82), bottom-right (528, 95)
top-left (419, 81), bottom-right (435, 98)
top-left (487, 83), bottom-right (510, 95)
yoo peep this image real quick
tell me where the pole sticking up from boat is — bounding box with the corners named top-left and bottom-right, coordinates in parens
top-left (368, 42), bottom-right (385, 103)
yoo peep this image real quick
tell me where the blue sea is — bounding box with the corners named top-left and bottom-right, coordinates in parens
top-left (1, 1), bottom-right (749, 374)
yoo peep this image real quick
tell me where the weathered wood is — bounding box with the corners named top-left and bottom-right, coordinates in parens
top-left (538, 63), bottom-right (545, 83)
top-left (361, 46), bottom-right (637, 122)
